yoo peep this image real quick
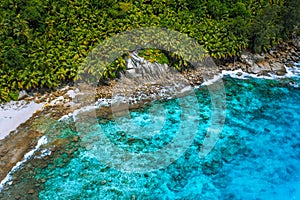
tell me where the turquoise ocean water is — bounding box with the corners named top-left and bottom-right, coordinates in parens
top-left (2, 65), bottom-right (300, 199)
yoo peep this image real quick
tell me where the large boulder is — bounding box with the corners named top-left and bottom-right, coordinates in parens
top-left (241, 51), bottom-right (273, 75)
top-left (292, 37), bottom-right (300, 50)
top-left (247, 61), bottom-right (273, 75)
top-left (122, 52), bottom-right (169, 82)
top-left (253, 54), bottom-right (265, 62)
top-left (247, 63), bottom-right (262, 74)
top-left (240, 51), bottom-right (256, 67)
top-left (257, 61), bottom-right (271, 71)
top-left (240, 51), bottom-right (265, 66)
top-left (241, 50), bottom-right (288, 76)
top-left (270, 62), bottom-right (287, 76)
top-left (18, 90), bottom-right (29, 100)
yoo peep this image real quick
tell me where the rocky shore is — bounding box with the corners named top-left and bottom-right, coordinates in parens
top-left (0, 40), bottom-right (300, 196)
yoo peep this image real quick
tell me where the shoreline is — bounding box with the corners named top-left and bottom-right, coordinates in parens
top-left (0, 101), bottom-right (44, 140)
top-left (0, 41), bottom-right (300, 192)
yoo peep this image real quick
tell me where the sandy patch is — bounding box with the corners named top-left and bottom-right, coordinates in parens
top-left (0, 101), bottom-right (44, 140)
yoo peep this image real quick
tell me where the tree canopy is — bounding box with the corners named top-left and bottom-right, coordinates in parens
top-left (0, 0), bottom-right (299, 101)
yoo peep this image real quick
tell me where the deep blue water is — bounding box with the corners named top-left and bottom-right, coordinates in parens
top-left (31, 74), bottom-right (300, 200)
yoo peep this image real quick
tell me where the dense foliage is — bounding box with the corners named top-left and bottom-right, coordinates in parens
top-left (0, 0), bottom-right (299, 101)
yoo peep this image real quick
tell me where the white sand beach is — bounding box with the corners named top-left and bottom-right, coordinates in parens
top-left (0, 101), bottom-right (44, 140)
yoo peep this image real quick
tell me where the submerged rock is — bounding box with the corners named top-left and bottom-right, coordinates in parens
top-left (202, 151), bottom-right (223, 175)
top-left (27, 189), bottom-right (35, 194)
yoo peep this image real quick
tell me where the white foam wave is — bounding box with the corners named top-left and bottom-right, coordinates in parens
top-left (0, 136), bottom-right (48, 192)
top-left (2, 60), bottom-right (299, 193)
top-left (201, 62), bottom-right (300, 86)
top-left (63, 62), bottom-right (300, 123)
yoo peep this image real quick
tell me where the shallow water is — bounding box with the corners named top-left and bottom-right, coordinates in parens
top-left (1, 75), bottom-right (300, 199)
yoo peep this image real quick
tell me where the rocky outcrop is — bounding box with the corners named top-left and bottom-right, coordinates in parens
top-left (292, 37), bottom-right (300, 50)
top-left (18, 90), bottom-right (29, 100)
top-left (270, 62), bottom-right (287, 75)
top-left (238, 42), bottom-right (300, 76)
top-left (123, 52), bottom-right (170, 83)
top-left (0, 39), bottom-right (299, 196)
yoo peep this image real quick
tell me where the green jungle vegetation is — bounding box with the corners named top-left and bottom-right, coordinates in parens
top-left (0, 0), bottom-right (300, 101)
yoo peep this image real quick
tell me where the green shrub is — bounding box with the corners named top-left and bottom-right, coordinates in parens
top-left (0, 0), bottom-right (298, 101)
